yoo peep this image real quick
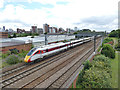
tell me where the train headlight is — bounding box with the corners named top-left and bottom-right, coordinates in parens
top-left (24, 56), bottom-right (30, 63)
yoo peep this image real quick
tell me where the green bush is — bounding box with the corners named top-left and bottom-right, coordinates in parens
top-left (2, 51), bottom-right (11, 59)
top-left (115, 43), bottom-right (120, 51)
top-left (83, 60), bottom-right (92, 70)
top-left (80, 67), bottom-right (111, 88)
top-left (10, 49), bottom-right (19, 54)
top-left (18, 51), bottom-right (28, 58)
top-left (101, 44), bottom-right (115, 59)
top-left (76, 55), bottom-right (112, 88)
top-left (108, 29), bottom-right (119, 37)
top-left (103, 37), bottom-right (113, 44)
top-left (6, 54), bottom-right (20, 65)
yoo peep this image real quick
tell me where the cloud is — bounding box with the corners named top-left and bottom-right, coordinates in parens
top-left (0, 0), bottom-right (4, 8)
top-left (1, 19), bottom-right (31, 27)
top-left (74, 15), bottom-right (117, 25)
top-left (0, 0), bottom-right (119, 32)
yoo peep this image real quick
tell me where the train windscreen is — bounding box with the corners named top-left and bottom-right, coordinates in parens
top-left (27, 48), bottom-right (37, 56)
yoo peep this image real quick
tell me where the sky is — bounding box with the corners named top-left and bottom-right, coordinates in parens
top-left (0, 0), bottom-right (119, 32)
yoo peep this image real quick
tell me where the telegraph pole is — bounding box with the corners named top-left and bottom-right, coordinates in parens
top-left (45, 33), bottom-right (48, 45)
top-left (94, 35), bottom-right (96, 53)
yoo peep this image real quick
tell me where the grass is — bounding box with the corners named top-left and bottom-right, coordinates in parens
top-left (110, 52), bottom-right (118, 88)
top-left (110, 37), bottom-right (118, 46)
top-left (109, 37), bottom-right (119, 88)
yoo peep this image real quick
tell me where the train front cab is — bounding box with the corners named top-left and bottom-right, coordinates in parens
top-left (24, 48), bottom-right (37, 63)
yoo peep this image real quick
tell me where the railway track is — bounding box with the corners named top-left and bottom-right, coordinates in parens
top-left (1, 39), bottom-right (93, 88)
top-left (8, 38), bottom-right (100, 89)
top-left (1, 40), bottom-right (89, 79)
top-left (2, 37), bottom-right (101, 89)
top-left (34, 39), bottom-right (100, 89)
top-left (48, 40), bottom-right (101, 89)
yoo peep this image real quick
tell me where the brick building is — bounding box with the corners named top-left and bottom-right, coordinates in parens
top-left (31, 26), bottom-right (37, 33)
top-left (0, 32), bottom-right (8, 38)
top-left (17, 28), bottom-right (26, 33)
top-left (43, 24), bottom-right (49, 33)
top-left (1, 41), bottom-right (32, 53)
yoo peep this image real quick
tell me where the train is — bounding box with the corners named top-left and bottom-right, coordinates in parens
top-left (24, 37), bottom-right (94, 63)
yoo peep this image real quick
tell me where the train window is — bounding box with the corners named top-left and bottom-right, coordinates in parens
top-left (43, 50), bottom-right (46, 53)
top-left (46, 49), bottom-right (48, 52)
top-left (35, 51), bottom-right (39, 54)
top-left (27, 48), bottom-right (37, 56)
top-left (40, 51), bottom-right (42, 53)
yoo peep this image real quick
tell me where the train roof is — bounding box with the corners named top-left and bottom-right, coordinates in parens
top-left (34, 38), bottom-right (89, 51)
top-left (36, 42), bottom-right (66, 50)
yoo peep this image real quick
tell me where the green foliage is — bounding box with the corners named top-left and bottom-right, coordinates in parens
top-left (2, 51), bottom-right (11, 59)
top-left (76, 55), bottom-right (112, 88)
top-left (94, 55), bottom-right (110, 63)
top-left (103, 37), bottom-right (113, 44)
top-left (76, 60), bottom-right (91, 86)
top-left (80, 67), bottom-right (111, 88)
top-left (97, 46), bottom-right (101, 52)
top-left (2, 54), bottom-right (8, 59)
top-left (115, 44), bottom-right (120, 51)
top-left (6, 54), bottom-right (20, 65)
top-left (16, 33), bottom-right (39, 37)
top-left (83, 60), bottom-right (91, 70)
top-left (44, 32), bottom-right (47, 34)
top-left (62, 40), bottom-right (67, 43)
top-left (73, 32), bottom-right (78, 34)
top-left (10, 49), bottom-right (19, 54)
top-left (13, 33), bottom-right (16, 38)
top-left (8, 34), bottom-right (12, 38)
top-left (18, 50), bottom-right (28, 58)
top-left (115, 39), bottom-right (120, 51)
top-left (108, 29), bottom-right (119, 37)
top-left (101, 44), bottom-right (115, 59)
top-left (31, 44), bottom-right (34, 49)
top-left (31, 36), bottom-right (34, 38)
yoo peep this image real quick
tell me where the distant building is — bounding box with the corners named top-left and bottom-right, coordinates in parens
top-left (31, 26), bottom-right (37, 33)
top-left (53, 27), bottom-right (58, 33)
top-left (49, 27), bottom-right (58, 33)
top-left (0, 40), bottom-right (32, 53)
top-left (3, 26), bottom-right (5, 31)
top-left (0, 31), bottom-right (8, 38)
top-left (37, 28), bottom-right (43, 34)
top-left (43, 24), bottom-right (49, 33)
top-left (66, 28), bottom-right (75, 34)
top-left (58, 27), bottom-right (65, 33)
top-left (74, 27), bottom-right (77, 31)
top-left (6, 28), bottom-right (14, 34)
top-left (66, 28), bottom-right (70, 33)
top-left (17, 28), bottom-right (26, 33)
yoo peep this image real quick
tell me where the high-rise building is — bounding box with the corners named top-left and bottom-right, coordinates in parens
top-left (74, 27), bottom-right (77, 31)
top-left (3, 26), bottom-right (5, 31)
top-left (31, 26), bottom-right (37, 33)
top-left (43, 24), bottom-right (49, 33)
top-left (37, 28), bottom-right (43, 34)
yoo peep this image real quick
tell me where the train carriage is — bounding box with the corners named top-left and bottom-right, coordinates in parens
top-left (24, 37), bottom-right (92, 63)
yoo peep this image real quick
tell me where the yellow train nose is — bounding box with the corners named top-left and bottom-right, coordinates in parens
top-left (24, 56), bottom-right (30, 63)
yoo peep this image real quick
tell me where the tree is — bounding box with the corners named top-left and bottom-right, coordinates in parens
top-left (108, 29), bottom-right (119, 37)
top-left (13, 33), bottom-right (16, 38)
top-left (73, 32), bottom-right (78, 34)
top-left (101, 44), bottom-right (115, 59)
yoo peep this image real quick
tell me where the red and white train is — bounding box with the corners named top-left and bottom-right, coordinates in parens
top-left (24, 37), bottom-right (93, 63)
